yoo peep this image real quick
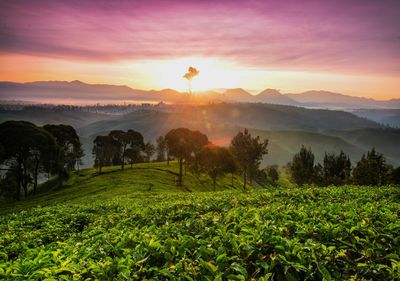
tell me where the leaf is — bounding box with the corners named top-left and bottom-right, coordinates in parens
top-left (231, 262), bottom-right (248, 278)
top-left (318, 265), bottom-right (332, 281)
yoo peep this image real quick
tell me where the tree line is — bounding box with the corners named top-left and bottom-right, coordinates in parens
top-left (2, 120), bottom-right (399, 202)
top-left (0, 121), bottom-right (84, 200)
top-left (287, 146), bottom-right (400, 186)
top-left (92, 128), bottom-right (269, 190)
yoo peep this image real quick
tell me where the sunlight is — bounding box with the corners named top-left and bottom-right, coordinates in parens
top-left (131, 57), bottom-right (244, 92)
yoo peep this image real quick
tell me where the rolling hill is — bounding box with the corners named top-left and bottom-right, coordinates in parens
top-left (2, 102), bottom-right (399, 168)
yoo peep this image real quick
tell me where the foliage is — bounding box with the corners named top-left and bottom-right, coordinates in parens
top-left (143, 142), bottom-right (155, 162)
top-left (156, 136), bottom-right (167, 162)
top-left (197, 145), bottom-right (235, 190)
top-left (353, 148), bottom-right (391, 185)
top-left (322, 151), bottom-right (352, 186)
top-left (0, 166), bottom-right (399, 280)
top-left (0, 121), bottom-right (57, 199)
top-left (287, 146), bottom-right (315, 186)
top-left (92, 136), bottom-right (120, 174)
top-left (43, 124), bottom-right (83, 188)
top-left (108, 130), bottom-right (144, 170)
top-left (165, 128), bottom-right (208, 185)
top-left (230, 129), bottom-right (268, 190)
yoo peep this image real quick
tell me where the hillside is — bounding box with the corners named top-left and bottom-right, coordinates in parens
top-left (0, 162), bottom-right (246, 214)
top-left (3, 103), bottom-right (399, 168)
top-left (0, 163), bottom-right (399, 280)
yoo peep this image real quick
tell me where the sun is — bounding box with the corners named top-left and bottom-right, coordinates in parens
top-left (131, 57), bottom-right (244, 92)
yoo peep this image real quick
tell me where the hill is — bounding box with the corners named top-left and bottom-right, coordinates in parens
top-left (0, 162), bottom-right (246, 214)
top-left (3, 103), bottom-right (398, 168)
top-left (0, 162), bottom-right (398, 280)
top-left (287, 91), bottom-right (400, 109)
top-left (1, 81), bottom-right (399, 109)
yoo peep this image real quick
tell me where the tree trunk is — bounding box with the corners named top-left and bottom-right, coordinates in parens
top-left (33, 155), bottom-right (39, 195)
top-left (167, 152), bottom-right (170, 166)
top-left (178, 157), bottom-right (183, 186)
top-left (231, 173), bottom-right (234, 186)
top-left (243, 169), bottom-right (247, 191)
top-left (22, 162), bottom-right (28, 198)
top-left (121, 146), bottom-right (125, 170)
top-left (16, 158), bottom-right (22, 201)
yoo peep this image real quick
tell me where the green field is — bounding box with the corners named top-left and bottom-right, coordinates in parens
top-left (0, 162), bottom-right (399, 280)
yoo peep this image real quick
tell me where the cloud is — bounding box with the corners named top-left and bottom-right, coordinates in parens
top-left (1, 0), bottom-right (400, 75)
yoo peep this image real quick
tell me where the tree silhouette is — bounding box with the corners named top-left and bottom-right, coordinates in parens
top-left (165, 128), bottom-right (208, 186)
top-left (230, 129), bottom-right (268, 190)
top-left (197, 145), bottom-right (235, 190)
top-left (143, 141), bottom-right (155, 162)
top-left (43, 124), bottom-right (83, 188)
top-left (0, 121), bottom-right (57, 199)
top-left (183, 66), bottom-right (199, 95)
top-left (156, 136), bottom-right (167, 162)
top-left (92, 135), bottom-right (120, 174)
top-left (353, 148), bottom-right (390, 185)
top-left (288, 146), bottom-right (315, 186)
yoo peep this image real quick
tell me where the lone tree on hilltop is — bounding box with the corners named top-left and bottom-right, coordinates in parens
top-left (230, 129), bottom-right (268, 190)
top-left (183, 66), bottom-right (199, 95)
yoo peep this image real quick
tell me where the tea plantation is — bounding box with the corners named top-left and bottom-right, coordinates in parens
top-left (0, 162), bottom-right (399, 280)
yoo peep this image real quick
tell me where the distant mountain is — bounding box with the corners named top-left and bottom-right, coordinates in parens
top-left (220, 88), bottom-right (253, 102)
top-left (1, 81), bottom-right (399, 109)
top-left (286, 90), bottom-right (400, 109)
top-left (254, 89), bottom-right (301, 106)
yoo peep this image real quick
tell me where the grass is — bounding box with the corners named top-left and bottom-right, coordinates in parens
top-left (0, 162), bottom-right (399, 280)
top-left (0, 161), bottom-right (246, 214)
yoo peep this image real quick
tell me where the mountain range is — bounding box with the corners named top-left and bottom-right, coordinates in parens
top-left (0, 80), bottom-right (399, 109)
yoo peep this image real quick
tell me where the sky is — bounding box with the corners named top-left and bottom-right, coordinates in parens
top-left (1, 0), bottom-right (399, 99)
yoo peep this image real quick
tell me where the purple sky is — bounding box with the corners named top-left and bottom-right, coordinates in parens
top-left (1, 0), bottom-right (399, 97)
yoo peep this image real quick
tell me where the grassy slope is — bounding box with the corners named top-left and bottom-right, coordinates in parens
top-left (0, 162), bottom-right (246, 214)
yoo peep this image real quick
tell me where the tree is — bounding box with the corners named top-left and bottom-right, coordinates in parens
top-left (288, 146), bottom-right (315, 186)
top-left (197, 145), bottom-right (234, 190)
top-left (0, 121), bottom-right (57, 199)
top-left (43, 124), bottom-right (83, 187)
top-left (265, 165), bottom-right (279, 185)
top-left (165, 128), bottom-right (208, 186)
top-left (390, 166), bottom-right (400, 184)
top-left (108, 129), bottom-right (144, 170)
top-left (109, 130), bottom-right (130, 170)
top-left (143, 141), bottom-right (155, 162)
top-left (0, 143), bottom-right (4, 163)
top-left (230, 129), bottom-right (268, 190)
top-left (92, 135), bottom-right (120, 174)
top-left (125, 146), bottom-right (143, 168)
top-left (353, 148), bottom-right (390, 185)
top-left (183, 66), bottom-right (199, 95)
top-left (322, 151), bottom-right (351, 185)
top-left (156, 136), bottom-right (167, 162)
